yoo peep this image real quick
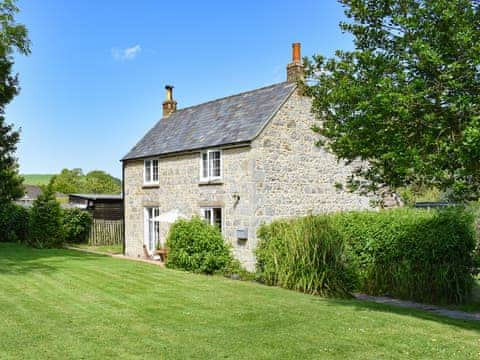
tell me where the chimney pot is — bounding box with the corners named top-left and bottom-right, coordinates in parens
top-left (287, 42), bottom-right (304, 82)
top-left (292, 43), bottom-right (301, 63)
top-left (162, 84), bottom-right (177, 117)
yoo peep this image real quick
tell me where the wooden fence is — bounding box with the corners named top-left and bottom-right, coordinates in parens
top-left (88, 219), bottom-right (124, 246)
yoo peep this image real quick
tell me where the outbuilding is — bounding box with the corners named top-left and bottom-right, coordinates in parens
top-left (68, 194), bottom-right (123, 221)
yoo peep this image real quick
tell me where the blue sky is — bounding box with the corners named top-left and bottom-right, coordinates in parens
top-left (7, 0), bottom-right (353, 178)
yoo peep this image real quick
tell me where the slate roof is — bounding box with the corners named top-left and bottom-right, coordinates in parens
top-left (122, 82), bottom-right (296, 160)
top-left (21, 185), bottom-right (42, 200)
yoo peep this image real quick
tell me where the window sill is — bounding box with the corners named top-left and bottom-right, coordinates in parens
top-left (142, 183), bottom-right (160, 189)
top-left (199, 180), bottom-right (224, 186)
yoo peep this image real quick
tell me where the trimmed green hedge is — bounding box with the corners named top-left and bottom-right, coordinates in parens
top-left (166, 217), bottom-right (234, 274)
top-left (335, 208), bottom-right (476, 304)
top-left (256, 208), bottom-right (478, 305)
top-left (256, 215), bottom-right (357, 298)
top-left (0, 202), bottom-right (29, 243)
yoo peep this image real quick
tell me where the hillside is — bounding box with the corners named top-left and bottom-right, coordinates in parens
top-left (22, 174), bottom-right (54, 186)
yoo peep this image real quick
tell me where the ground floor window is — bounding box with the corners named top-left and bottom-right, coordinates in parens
top-left (145, 207), bottom-right (160, 252)
top-left (201, 207), bottom-right (222, 233)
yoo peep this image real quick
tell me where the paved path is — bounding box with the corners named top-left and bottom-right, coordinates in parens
top-left (355, 293), bottom-right (480, 322)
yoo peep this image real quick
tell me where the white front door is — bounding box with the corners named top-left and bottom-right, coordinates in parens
top-left (145, 207), bottom-right (160, 253)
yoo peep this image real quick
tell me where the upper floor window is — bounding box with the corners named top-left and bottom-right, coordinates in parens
top-left (144, 159), bottom-right (159, 185)
top-left (200, 150), bottom-right (222, 182)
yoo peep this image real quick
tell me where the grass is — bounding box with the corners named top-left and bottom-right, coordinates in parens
top-left (0, 243), bottom-right (479, 359)
top-left (67, 243), bottom-right (123, 254)
top-left (22, 174), bottom-right (54, 185)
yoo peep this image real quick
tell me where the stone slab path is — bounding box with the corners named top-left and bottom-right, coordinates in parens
top-left (355, 293), bottom-right (480, 322)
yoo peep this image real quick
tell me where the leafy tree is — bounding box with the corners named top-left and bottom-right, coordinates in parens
top-left (0, 0), bottom-right (30, 204)
top-left (49, 168), bottom-right (85, 195)
top-left (28, 185), bottom-right (64, 248)
top-left (84, 170), bottom-right (121, 194)
top-left (49, 168), bottom-right (121, 195)
top-left (304, 0), bottom-right (480, 201)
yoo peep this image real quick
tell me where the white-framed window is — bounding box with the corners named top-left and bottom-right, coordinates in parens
top-left (201, 207), bottom-right (222, 233)
top-left (144, 159), bottom-right (159, 185)
top-left (200, 150), bottom-right (222, 182)
top-left (144, 207), bottom-right (160, 252)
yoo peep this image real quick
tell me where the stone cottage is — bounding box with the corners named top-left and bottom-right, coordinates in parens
top-left (122, 43), bottom-right (372, 270)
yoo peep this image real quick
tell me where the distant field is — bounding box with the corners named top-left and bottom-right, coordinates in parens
top-left (22, 174), bottom-right (54, 185)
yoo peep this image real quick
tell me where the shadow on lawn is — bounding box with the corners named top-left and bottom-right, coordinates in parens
top-left (0, 242), bottom-right (103, 275)
top-left (318, 296), bottom-right (480, 332)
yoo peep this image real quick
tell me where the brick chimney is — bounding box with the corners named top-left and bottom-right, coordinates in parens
top-left (162, 85), bottom-right (177, 117)
top-left (286, 43), bottom-right (304, 82)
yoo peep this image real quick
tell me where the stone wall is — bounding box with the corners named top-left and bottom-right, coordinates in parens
top-left (244, 89), bottom-right (373, 267)
top-left (124, 147), bottom-right (258, 266)
top-left (124, 87), bottom-right (373, 271)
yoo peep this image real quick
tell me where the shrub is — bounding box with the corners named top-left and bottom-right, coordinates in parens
top-left (27, 186), bottom-right (64, 248)
top-left (166, 217), bottom-right (234, 274)
top-left (333, 207), bottom-right (477, 304)
top-left (63, 208), bottom-right (92, 244)
top-left (256, 215), bottom-right (357, 298)
top-left (0, 202), bottom-right (29, 243)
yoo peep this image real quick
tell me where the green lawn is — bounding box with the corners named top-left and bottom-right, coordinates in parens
top-left (22, 174), bottom-right (54, 185)
top-left (1, 243), bottom-right (479, 359)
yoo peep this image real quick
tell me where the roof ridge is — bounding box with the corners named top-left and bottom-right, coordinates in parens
top-left (161, 81), bottom-right (295, 119)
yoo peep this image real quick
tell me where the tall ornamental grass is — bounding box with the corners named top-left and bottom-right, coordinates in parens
top-left (256, 215), bottom-right (357, 298)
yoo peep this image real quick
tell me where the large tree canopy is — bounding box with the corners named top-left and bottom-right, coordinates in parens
top-left (0, 0), bottom-right (29, 203)
top-left (305, 0), bottom-right (480, 201)
top-left (49, 168), bottom-right (121, 195)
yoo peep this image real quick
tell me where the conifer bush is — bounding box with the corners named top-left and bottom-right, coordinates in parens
top-left (27, 186), bottom-right (64, 248)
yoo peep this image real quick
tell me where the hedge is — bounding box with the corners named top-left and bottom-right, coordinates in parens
top-left (0, 202), bottom-right (29, 243)
top-left (256, 207), bottom-right (478, 305)
top-left (63, 208), bottom-right (92, 244)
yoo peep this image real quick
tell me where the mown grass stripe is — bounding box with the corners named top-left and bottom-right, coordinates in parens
top-left (0, 243), bottom-right (479, 359)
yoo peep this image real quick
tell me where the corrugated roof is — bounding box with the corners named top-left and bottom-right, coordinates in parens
top-left (122, 82), bottom-right (296, 160)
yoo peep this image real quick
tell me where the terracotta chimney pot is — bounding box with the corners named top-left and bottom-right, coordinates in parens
top-left (286, 42), bottom-right (304, 82)
top-left (162, 85), bottom-right (177, 117)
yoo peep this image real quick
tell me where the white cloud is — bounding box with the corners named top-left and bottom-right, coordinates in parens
top-left (111, 44), bottom-right (142, 61)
